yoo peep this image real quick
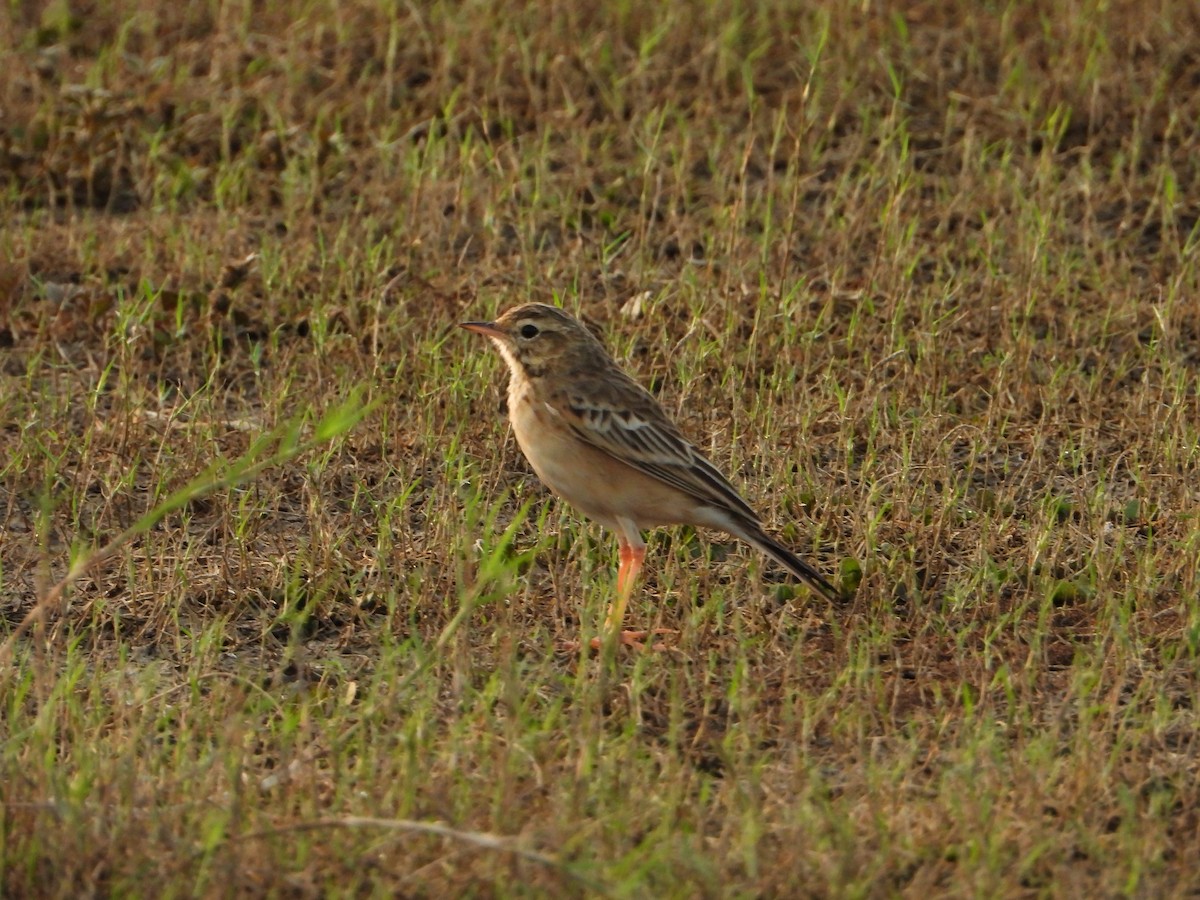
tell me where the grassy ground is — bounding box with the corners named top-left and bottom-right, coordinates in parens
top-left (3, 0), bottom-right (1199, 895)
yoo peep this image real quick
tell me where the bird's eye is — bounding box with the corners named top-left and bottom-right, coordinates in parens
top-left (519, 323), bottom-right (540, 339)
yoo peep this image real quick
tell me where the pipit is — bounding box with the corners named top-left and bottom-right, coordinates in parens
top-left (461, 303), bottom-right (838, 648)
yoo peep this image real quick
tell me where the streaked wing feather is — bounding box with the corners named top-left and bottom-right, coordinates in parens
top-left (559, 375), bottom-right (760, 521)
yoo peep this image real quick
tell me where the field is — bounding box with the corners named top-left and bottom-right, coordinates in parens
top-left (3, 0), bottom-right (1200, 895)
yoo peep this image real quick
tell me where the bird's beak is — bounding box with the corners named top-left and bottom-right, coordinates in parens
top-left (460, 321), bottom-right (504, 339)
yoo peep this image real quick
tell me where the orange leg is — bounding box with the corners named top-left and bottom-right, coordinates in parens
top-left (606, 539), bottom-right (644, 634)
top-left (598, 539), bottom-right (675, 650)
top-left (559, 537), bottom-right (675, 653)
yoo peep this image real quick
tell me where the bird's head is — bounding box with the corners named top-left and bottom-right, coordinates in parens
top-left (460, 303), bottom-right (605, 379)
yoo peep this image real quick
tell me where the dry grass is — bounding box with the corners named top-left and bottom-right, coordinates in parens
top-left (3, 0), bottom-right (1200, 895)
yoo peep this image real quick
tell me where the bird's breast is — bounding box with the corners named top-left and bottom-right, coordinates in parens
top-left (506, 388), bottom-right (703, 533)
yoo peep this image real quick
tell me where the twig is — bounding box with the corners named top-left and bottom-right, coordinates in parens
top-left (207, 815), bottom-right (609, 895)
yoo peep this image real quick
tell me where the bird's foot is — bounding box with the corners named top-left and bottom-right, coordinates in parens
top-left (558, 629), bottom-right (678, 653)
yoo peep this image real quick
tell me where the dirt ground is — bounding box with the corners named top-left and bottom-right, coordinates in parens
top-left (2, 1), bottom-right (1200, 895)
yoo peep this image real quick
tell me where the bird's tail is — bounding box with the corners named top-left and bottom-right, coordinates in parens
top-left (738, 522), bottom-right (840, 602)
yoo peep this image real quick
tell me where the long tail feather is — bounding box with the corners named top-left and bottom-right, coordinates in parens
top-left (739, 524), bottom-right (840, 602)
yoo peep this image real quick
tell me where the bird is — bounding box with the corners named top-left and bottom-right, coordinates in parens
top-left (460, 302), bottom-right (838, 649)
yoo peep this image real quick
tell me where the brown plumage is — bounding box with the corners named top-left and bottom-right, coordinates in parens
top-left (461, 303), bottom-right (837, 648)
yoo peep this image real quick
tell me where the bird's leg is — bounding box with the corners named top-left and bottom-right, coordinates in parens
top-left (558, 537), bottom-right (673, 653)
top-left (600, 539), bottom-right (675, 650)
top-left (606, 539), bottom-right (644, 633)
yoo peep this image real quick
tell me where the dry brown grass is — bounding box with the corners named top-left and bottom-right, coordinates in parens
top-left (3, 0), bottom-right (1200, 895)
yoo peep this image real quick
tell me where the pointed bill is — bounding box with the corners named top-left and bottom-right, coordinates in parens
top-left (460, 321), bottom-right (504, 338)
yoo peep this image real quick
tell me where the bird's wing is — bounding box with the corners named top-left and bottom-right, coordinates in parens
top-left (552, 371), bottom-right (761, 523)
